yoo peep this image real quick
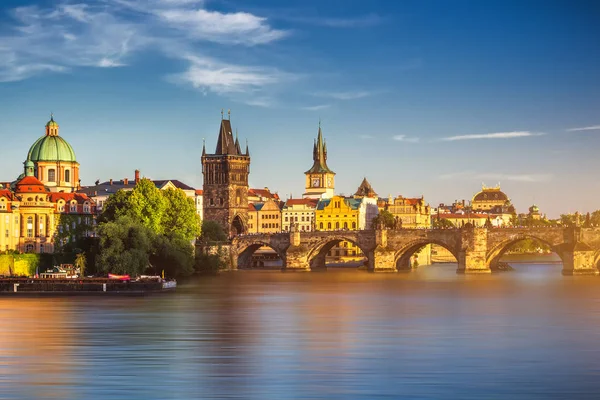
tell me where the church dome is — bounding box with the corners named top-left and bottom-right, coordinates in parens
top-left (27, 115), bottom-right (77, 163)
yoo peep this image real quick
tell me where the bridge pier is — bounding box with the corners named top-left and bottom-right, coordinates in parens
top-left (457, 227), bottom-right (491, 274)
top-left (371, 248), bottom-right (396, 272)
top-left (561, 247), bottom-right (599, 276)
top-left (283, 245), bottom-right (311, 272)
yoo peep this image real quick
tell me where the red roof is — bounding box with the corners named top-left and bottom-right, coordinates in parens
top-left (0, 189), bottom-right (13, 200)
top-left (248, 203), bottom-right (257, 211)
top-left (15, 176), bottom-right (47, 193)
top-left (195, 189), bottom-right (203, 195)
top-left (249, 188), bottom-right (279, 200)
top-left (284, 198), bottom-right (318, 207)
top-left (50, 192), bottom-right (92, 204)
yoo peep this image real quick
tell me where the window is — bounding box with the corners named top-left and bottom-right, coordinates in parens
top-left (335, 222), bottom-right (340, 230)
top-left (344, 222), bottom-right (348, 229)
top-left (25, 244), bottom-right (34, 253)
top-left (27, 216), bottom-right (33, 238)
top-left (40, 244), bottom-right (44, 254)
top-left (5, 229), bottom-right (8, 238)
top-left (48, 169), bottom-right (56, 182)
top-left (352, 222), bottom-right (356, 229)
top-left (320, 222), bottom-right (323, 230)
top-left (70, 203), bottom-right (77, 212)
top-left (65, 170), bottom-right (70, 182)
top-left (327, 222), bottom-right (331, 230)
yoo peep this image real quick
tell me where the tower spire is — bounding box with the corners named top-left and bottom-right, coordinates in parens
top-left (245, 138), bottom-right (250, 156)
top-left (202, 138), bottom-right (206, 156)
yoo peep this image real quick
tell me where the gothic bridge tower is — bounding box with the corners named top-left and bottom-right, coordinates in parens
top-left (201, 110), bottom-right (250, 236)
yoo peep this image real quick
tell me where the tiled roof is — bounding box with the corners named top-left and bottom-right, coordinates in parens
top-left (195, 189), bottom-right (203, 195)
top-left (153, 180), bottom-right (195, 191)
top-left (249, 188), bottom-right (279, 200)
top-left (15, 176), bottom-right (48, 193)
top-left (284, 198), bottom-right (318, 207)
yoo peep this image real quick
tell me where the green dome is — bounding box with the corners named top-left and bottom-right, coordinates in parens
top-left (27, 135), bottom-right (77, 162)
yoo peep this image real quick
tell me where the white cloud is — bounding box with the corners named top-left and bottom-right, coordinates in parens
top-left (440, 131), bottom-right (544, 141)
top-left (0, 0), bottom-right (291, 97)
top-left (393, 134), bottom-right (419, 143)
top-left (301, 104), bottom-right (331, 111)
top-left (439, 171), bottom-right (553, 183)
top-left (359, 134), bottom-right (374, 139)
top-left (156, 9), bottom-right (288, 45)
top-left (169, 54), bottom-right (286, 95)
top-left (314, 90), bottom-right (373, 100)
top-left (566, 125), bottom-right (600, 132)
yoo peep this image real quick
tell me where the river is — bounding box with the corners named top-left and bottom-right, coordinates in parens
top-left (2, 262), bottom-right (600, 399)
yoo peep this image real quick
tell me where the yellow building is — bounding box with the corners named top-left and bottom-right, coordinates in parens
top-left (315, 195), bottom-right (364, 263)
top-left (247, 198), bottom-right (282, 233)
top-left (471, 184), bottom-right (510, 211)
top-left (387, 195), bottom-right (431, 228)
top-left (315, 195), bottom-right (360, 231)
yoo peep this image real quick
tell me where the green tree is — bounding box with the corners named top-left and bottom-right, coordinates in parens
top-left (433, 218), bottom-right (454, 229)
top-left (150, 234), bottom-right (195, 278)
top-left (127, 178), bottom-right (167, 234)
top-left (98, 189), bottom-right (132, 224)
top-left (371, 210), bottom-right (396, 229)
top-left (162, 188), bottom-right (201, 241)
top-left (97, 216), bottom-right (154, 276)
top-left (200, 220), bottom-right (227, 242)
top-left (74, 252), bottom-right (86, 277)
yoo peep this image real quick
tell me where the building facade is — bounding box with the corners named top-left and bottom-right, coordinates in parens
top-left (247, 198), bottom-right (282, 234)
top-left (201, 113), bottom-right (250, 236)
top-left (282, 198), bottom-right (318, 232)
top-left (303, 123), bottom-right (335, 199)
top-left (353, 178), bottom-right (379, 229)
top-left (387, 196), bottom-right (431, 228)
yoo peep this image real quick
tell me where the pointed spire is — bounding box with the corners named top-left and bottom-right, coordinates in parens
top-left (305, 120), bottom-right (334, 175)
top-left (202, 138), bottom-right (206, 156)
top-left (234, 129), bottom-right (242, 155)
top-left (245, 138), bottom-right (250, 156)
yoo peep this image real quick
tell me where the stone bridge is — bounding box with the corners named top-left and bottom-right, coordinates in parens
top-left (230, 226), bottom-right (600, 275)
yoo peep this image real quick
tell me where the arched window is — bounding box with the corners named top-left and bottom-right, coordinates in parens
top-left (48, 169), bottom-right (56, 182)
top-left (335, 222), bottom-right (340, 230)
top-left (327, 222), bottom-right (332, 230)
top-left (65, 170), bottom-right (70, 183)
top-left (27, 216), bottom-right (33, 237)
top-left (343, 222), bottom-right (348, 229)
top-left (352, 222), bottom-right (356, 229)
top-left (319, 222), bottom-right (323, 230)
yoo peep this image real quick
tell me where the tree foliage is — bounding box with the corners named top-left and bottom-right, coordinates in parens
top-left (162, 188), bottom-right (201, 241)
top-left (433, 218), bottom-right (455, 228)
top-left (200, 220), bottom-right (227, 242)
top-left (371, 210), bottom-right (395, 229)
top-left (96, 180), bottom-right (201, 278)
top-left (97, 216), bottom-right (153, 276)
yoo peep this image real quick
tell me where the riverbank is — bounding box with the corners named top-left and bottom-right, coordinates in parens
top-left (0, 278), bottom-right (176, 295)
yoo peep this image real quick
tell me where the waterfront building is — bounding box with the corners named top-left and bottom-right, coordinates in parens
top-left (353, 178), bottom-right (379, 229)
top-left (303, 123), bottom-right (335, 199)
top-left (25, 115), bottom-right (80, 193)
top-left (529, 204), bottom-right (542, 220)
top-left (282, 198), bottom-right (318, 232)
top-left (247, 198), bottom-right (282, 234)
top-left (194, 190), bottom-right (203, 220)
top-left (0, 165), bottom-right (95, 254)
top-left (387, 195), bottom-right (431, 228)
top-left (471, 184), bottom-right (511, 212)
top-left (201, 111), bottom-right (250, 236)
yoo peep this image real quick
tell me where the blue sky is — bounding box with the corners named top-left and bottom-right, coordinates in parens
top-left (0, 0), bottom-right (599, 218)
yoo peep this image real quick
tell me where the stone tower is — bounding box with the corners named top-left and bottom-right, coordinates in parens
top-left (303, 122), bottom-right (335, 199)
top-left (201, 111), bottom-right (250, 236)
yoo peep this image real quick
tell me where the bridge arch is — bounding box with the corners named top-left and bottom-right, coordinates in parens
top-left (394, 239), bottom-right (460, 271)
top-left (306, 235), bottom-right (370, 270)
top-left (236, 241), bottom-right (286, 269)
top-left (486, 234), bottom-right (565, 270)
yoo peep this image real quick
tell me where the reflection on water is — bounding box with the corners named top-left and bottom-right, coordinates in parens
top-left (2, 264), bottom-right (600, 399)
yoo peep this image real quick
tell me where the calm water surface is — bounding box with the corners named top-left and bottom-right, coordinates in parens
top-left (2, 263), bottom-right (600, 399)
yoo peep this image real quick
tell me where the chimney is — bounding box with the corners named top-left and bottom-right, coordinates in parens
top-left (135, 169), bottom-right (140, 184)
top-left (109, 179), bottom-right (113, 185)
top-left (124, 178), bottom-right (129, 185)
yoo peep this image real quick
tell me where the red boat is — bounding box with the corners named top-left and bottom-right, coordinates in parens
top-left (108, 274), bottom-right (131, 281)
